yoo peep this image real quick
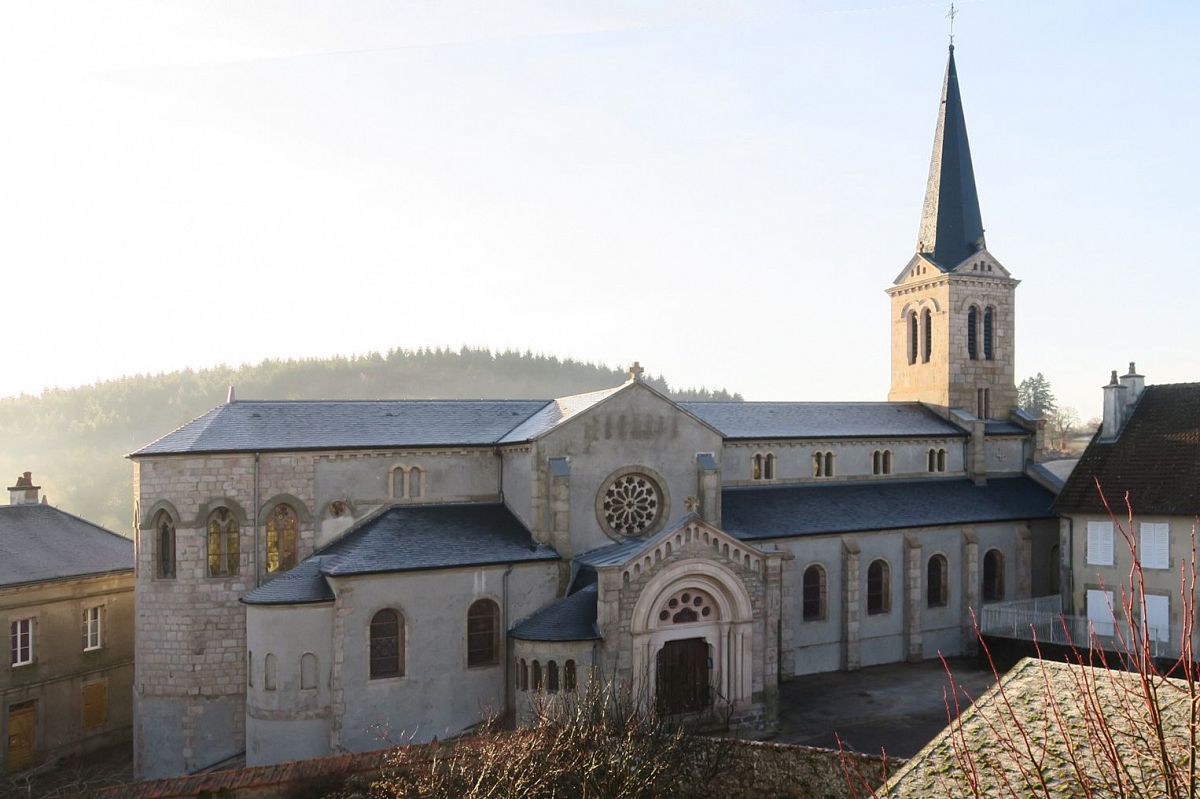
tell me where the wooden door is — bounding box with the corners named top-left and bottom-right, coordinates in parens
top-left (655, 638), bottom-right (710, 716)
top-left (83, 682), bottom-right (108, 732)
top-left (6, 702), bottom-right (36, 772)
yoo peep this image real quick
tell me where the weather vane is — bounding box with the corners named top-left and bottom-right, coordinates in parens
top-left (947, 2), bottom-right (958, 47)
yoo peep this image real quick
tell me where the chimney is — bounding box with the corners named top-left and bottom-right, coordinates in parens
top-left (1119, 362), bottom-right (1145, 413)
top-left (8, 472), bottom-right (41, 506)
top-left (226, 385), bottom-right (236, 404)
top-left (1099, 370), bottom-right (1128, 442)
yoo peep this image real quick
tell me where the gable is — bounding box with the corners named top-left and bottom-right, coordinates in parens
top-left (891, 253), bottom-right (945, 287)
top-left (535, 380), bottom-right (724, 450)
top-left (948, 248), bottom-right (1011, 278)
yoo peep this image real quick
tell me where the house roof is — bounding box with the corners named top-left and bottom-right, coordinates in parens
top-left (132, 399), bottom-right (551, 456)
top-left (1055, 383), bottom-right (1200, 516)
top-left (884, 658), bottom-right (1195, 796)
top-left (0, 503), bottom-right (132, 587)
top-left (678, 401), bottom-right (964, 440)
top-left (721, 477), bottom-right (1056, 541)
top-left (915, 45), bottom-right (986, 271)
top-left (242, 503), bottom-right (558, 605)
top-left (510, 584), bottom-right (600, 641)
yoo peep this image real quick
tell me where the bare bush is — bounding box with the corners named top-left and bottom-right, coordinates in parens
top-left (842, 487), bottom-right (1200, 797)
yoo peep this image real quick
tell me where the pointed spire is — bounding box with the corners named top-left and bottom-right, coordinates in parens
top-left (916, 45), bottom-right (985, 269)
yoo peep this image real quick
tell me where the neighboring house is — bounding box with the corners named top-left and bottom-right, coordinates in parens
top-left (883, 657), bottom-right (1194, 795)
top-left (1, 473), bottom-right (134, 775)
top-left (1054, 372), bottom-right (1200, 652)
top-left (129, 42), bottom-right (1060, 778)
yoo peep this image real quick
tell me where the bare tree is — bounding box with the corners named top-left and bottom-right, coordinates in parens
top-left (841, 485), bottom-right (1200, 797)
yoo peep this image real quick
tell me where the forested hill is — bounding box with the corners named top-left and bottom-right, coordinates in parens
top-left (0, 347), bottom-right (740, 532)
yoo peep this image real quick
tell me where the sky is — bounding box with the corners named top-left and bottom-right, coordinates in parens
top-left (1, 0), bottom-right (1197, 420)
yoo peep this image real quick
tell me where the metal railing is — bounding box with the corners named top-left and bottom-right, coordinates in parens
top-left (979, 596), bottom-right (1184, 660)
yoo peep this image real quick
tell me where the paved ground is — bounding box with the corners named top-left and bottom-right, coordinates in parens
top-left (768, 657), bottom-right (998, 759)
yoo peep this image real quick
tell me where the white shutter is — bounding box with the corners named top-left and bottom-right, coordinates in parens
top-left (1139, 523), bottom-right (1170, 570)
top-left (1144, 594), bottom-right (1170, 643)
top-left (1087, 589), bottom-right (1115, 637)
top-left (1087, 521), bottom-right (1114, 566)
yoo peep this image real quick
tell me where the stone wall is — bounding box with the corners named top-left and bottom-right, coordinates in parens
top-left (89, 736), bottom-right (898, 799)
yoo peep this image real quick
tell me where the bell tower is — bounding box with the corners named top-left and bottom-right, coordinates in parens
top-left (887, 44), bottom-right (1018, 420)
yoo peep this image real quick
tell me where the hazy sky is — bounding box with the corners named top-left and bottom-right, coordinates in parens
top-left (1, 1), bottom-right (1196, 418)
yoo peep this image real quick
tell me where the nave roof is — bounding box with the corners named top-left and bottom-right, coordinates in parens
top-left (241, 502), bottom-right (557, 605)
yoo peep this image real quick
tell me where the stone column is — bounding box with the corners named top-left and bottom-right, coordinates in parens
top-left (961, 529), bottom-right (979, 654)
top-left (841, 538), bottom-right (861, 671)
top-left (548, 457), bottom-right (572, 592)
top-left (904, 534), bottom-right (923, 662)
top-left (696, 453), bottom-right (721, 526)
top-left (1016, 524), bottom-right (1033, 599)
top-left (969, 419), bottom-right (987, 486)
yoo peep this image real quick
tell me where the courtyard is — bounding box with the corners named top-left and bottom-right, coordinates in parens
top-left (771, 657), bottom-right (998, 759)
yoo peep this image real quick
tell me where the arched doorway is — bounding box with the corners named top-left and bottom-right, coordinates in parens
top-left (630, 558), bottom-right (755, 714)
top-left (656, 638), bottom-right (710, 715)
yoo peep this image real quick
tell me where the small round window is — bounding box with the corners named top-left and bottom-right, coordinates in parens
top-left (600, 472), bottom-right (663, 537)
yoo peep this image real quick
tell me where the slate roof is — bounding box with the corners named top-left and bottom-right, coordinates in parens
top-left (510, 584), bottom-right (600, 641)
top-left (1055, 383), bottom-right (1200, 516)
top-left (916, 45), bottom-right (986, 270)
top-left (0, 504), bottom-right (132, 587)
top-left (679, 401), bottom-right (964, 440)
top-left (242, 503), bottom-right (558, 605)
top-left (499, 386), bottom-right (623, 443)
top-left (132, 399), bottom-right (551, 456)
top-left (721, 477), bottom-right (1056, 541)
top-left (984, 421), bottom-right (1027, 436)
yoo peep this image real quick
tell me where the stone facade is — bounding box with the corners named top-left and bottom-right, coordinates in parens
top-left (888, 253), bottom-right (1019, 420)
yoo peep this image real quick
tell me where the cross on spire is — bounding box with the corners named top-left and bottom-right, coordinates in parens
top-left (947, 2), bottom-right (958, 47)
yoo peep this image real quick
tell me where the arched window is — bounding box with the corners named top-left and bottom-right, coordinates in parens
top-left (391, 467), bottom-right (406, 499)
top-left (983, 549), bottom-right (1005, 602)
top-left (824, 452), bottom-right (835, 477)
top-left (922, 308), bottom-right (932, 363)
top-left (467, 599), bottom-right (500, 667)
top-left (564, 660), bottom-right (577, 692)
top-left (247, 651), bottom-right (253, 687)
top-left (408, 467), bottom-right (423, 498)
top-left (882, 450), bottom-right (892, 475)
top-left (927, 554), bottom-right (948, 607)
top-left (752, 454), bottom-right (763, 480)
top-left (369, 609), bottom-right (403, 679)
top-left (518, 659), bottom-right (528, 691)
top-left (764, 453), bottom-right (776, 480)
top-left (908, 311), bottom-right (919, 365)
top-left (967, 306), bottom-right (979, 360)
top-left (153, 511), bottom-right (176, 579)
top-left (301, 653), bottom-right (318, 690)
top-left (265, 503), bottom-right (298, 574)
top-left (928, 449), bottom-right (937, 473)
top-left (983, 307), bottom-right (995, 360)
top-left (531, 660), bottom-right (542, 691)
top-left (937, 448), bottom-right (947, 472)
top-left (813, 452), bottom-right (824, 478)
top-left (872, 450), bottom-right (882, 475)
top-left (206, 508), bottom-right (239, 577)
top-left (547, 660), bottom-right (559, 693)
top-left (802, 564), bottom-right (827, 621)
top-left (1049, 544), bottom-right (1061, 593)
top-left (264, 653), bottom-right (276, 692)
top-left (867, 560), bottom-right (890, 615)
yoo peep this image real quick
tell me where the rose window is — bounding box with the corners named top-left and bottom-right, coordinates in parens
top-left (601, 473), bottom-right (662, 537)
top-left (657, 589), bottom-right (718, 625)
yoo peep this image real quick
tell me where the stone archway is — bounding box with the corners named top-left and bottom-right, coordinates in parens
top-left (630, 559), bottom-right (755, 714)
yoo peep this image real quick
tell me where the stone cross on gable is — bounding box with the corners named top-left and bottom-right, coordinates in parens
top-left (628, 362), bottom-right (645, 382)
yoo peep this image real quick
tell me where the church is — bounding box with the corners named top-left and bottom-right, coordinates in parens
top-left (129, 44), bottom-right (1061, 777)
